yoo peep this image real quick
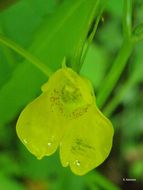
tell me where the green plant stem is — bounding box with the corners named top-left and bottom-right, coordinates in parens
top-left (103, 80), bottom-right (132, 117)
top-left (97, 40), bottom-right (133, 108)
top-left (73, 0), bottom-right (100, 72)
top-left (123, 0), bottom-right (132, 39)
top-left (98, 0), bottom-right (143, 113)
top-left (103, 49), bottom-right (142, 116)
top-left (0, 34), bottom-right (53, 77)
top-left (97, 0), bottom-right (133, 109)
top-left (79, 0), bottom-right (107, 71)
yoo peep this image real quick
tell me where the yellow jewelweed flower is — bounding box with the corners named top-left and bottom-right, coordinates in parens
top-left (16, 66), bottom-right (114, 176)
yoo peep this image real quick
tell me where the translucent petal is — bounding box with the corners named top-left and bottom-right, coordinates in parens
top-left (16, 66), bottom-right (114, 176)
top-left (16, 67), bottom-right (94, 159)
top-left (60, 105), bottom-right (114, 176)
top-left (16, 92), bottom-right (66, 159)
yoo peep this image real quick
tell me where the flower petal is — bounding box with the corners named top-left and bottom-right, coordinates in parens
top-left (16, 92), bottom-right (66, 159)
top-left (60, 105), bottom-right (114, 176)
top-left (16, 67), bottom-right (94, 160)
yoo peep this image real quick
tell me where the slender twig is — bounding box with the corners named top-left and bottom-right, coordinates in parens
top-left (97, 40), bottom-right (133, 108)
top-left (97, 0), bottom-right (133, 109)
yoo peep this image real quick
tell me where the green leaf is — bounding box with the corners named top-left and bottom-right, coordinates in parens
top-left (30, 0), bottom-right (100, 71)
top-left (0, 0), bottom-right (55, 46)
top-left (0, 0), bottom-right (57, 88)
top-left (0, 0), bottom-right (101, 125)
top-left (0, 45), bottom-right (13, 87)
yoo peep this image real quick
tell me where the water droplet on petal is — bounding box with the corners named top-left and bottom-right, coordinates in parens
top-left (74, 160), bottom-right (80, 167)
top-left (47, 142), bottom-right (52, 147)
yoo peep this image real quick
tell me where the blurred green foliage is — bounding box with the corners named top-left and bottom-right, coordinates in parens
top-left (0, 0), bottom-right (143, 190)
